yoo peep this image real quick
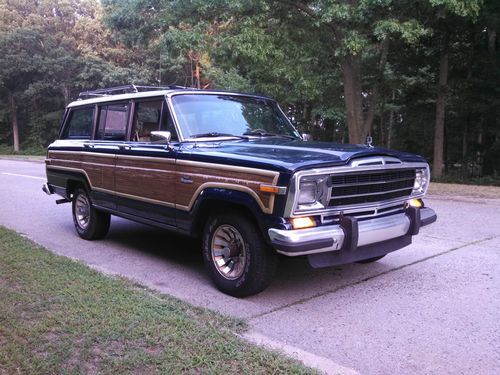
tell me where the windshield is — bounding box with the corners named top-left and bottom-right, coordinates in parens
top-left (170, 94), bottom-right (300, 140)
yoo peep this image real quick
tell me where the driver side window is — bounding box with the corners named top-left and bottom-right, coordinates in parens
top-left (132, 100), bottom-right (161, 142)
top-left (132, 99), bottom-right (178, 142)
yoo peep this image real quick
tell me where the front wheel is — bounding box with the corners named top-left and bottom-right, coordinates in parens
top-left (72, 187), bottom-right (110, 240)
top-left (202, 212), bottom-right (277, 297)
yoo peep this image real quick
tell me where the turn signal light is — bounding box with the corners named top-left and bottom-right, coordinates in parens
top-left (291, 216), bottom-right (316, 229)
top-left (260, 185), bottom-right (279, 193)
top-left (409, 198), bottom-right (423, 208)
top-left (260, 185), bottom-right (286, 194)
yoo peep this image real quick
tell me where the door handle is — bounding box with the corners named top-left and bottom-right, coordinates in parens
top-left (118, 145), bottom-right (132, 151)
top-left (180, 176), bottom-right (193, 184)
top-left (83, 143), bottom-right (94, 149)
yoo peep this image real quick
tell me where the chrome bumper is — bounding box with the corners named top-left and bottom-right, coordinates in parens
top-left (269, 207), bottom-right (436, 257)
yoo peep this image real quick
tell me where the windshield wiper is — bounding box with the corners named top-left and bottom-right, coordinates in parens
top-left (243, 130), bottom-right (297, 140)
top-left (189, 132), bottom-right (247, 140)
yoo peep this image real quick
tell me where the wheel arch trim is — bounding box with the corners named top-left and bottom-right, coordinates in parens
top-left (178, 182), bottom-right (275, 214)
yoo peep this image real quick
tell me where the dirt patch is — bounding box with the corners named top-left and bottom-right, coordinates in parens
top-left (428, 182), bottom-right (500, 200)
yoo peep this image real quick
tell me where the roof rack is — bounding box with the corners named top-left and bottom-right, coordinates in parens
top-left (78, 84), bottom-right (189, 99)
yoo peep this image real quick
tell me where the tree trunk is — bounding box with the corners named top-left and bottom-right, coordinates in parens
top-left (433, 41), bottom-right (449, 178)
top-left (462, 122), bottom-right (468, 161)
top-left (378, 95), bottom-right (386, 146)
top-left (488, 27), bottom-right (496, 54)
top-left (8, 92), bottom-right (20, 152)
top-left (304, 102), bottom-right (312, 134)
top-left (63, 86), bottom-right (71, 104)
top-left (195, 62), bottom-right (201, 89)
top-left (341, 39), bottom-right (388, 145)
top-left (341, 55), bottom-right (364, 144)
top-left (378, 113), bottom-right (384, 146)
top-left (387, 89), bottom-right (395, 149)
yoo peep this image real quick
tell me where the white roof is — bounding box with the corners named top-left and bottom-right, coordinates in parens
top-left (67, 89), bottom-right (271, 108)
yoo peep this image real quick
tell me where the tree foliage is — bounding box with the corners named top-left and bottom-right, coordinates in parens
top-left (0, 0), bottom-right (154, 149)
top-left (0, 0), bottom-right (498, 180)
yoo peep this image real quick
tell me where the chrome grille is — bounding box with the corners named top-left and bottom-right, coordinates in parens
top-left (329, 169), bottom-right (415, 207)
top-left (321, 203), bottom-right (406, 224)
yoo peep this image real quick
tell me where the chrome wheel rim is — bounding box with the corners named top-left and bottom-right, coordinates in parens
top-left (75, 193), bottom-right (90, 230)
top-left (211, 225), bottom-right (246, 280)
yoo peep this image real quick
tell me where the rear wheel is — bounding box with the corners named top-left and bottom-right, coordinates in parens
top-left (202, 212), bottom-right (277, 297)
top-left (356, 254), bottom-right (386, 264)
top-left (72, 187), bottom-right (110, 240)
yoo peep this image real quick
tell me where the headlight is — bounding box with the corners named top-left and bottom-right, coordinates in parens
top-left (413, 168), bottom-right (429, 194)
top-left (297, 175), bottom-right (329, 211)
top-left (298, 180), bottom-right (318, 204)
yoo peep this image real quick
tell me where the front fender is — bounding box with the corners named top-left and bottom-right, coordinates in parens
top-left (178, 187), bottom-right (288, 240)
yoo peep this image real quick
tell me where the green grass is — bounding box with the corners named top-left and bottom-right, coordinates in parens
top-left (0, 226), bottom-right (315, 374)
top-left (0, 144), bottom-right (46, 156)
top-left (433, 175), bottom-right (500, 187)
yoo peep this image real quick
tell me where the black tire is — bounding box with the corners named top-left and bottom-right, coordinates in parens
top-left (356, 254), bottom-right (386, 264)
top-left (202, 212), bottom-right (277, 297)
top-left (72, 187), bottom-right (110, 240)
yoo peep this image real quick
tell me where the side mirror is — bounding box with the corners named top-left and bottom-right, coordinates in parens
top-left (302, 133), bottom-right (312, 141)
top-left (150, 131), bottom-right (171, 144)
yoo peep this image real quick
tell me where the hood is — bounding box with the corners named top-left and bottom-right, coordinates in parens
top-left (177, 138), bottom-right (427, 173)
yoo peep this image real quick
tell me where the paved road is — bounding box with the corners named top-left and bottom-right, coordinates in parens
top-left (1, 159), bottom-right (499, 374)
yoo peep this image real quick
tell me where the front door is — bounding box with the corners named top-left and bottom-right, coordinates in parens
top-left (113, 98), bottom-right (178, 227)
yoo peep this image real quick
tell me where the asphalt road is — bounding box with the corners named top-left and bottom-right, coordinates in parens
top-left (1, 159), bottom-right (499, 374)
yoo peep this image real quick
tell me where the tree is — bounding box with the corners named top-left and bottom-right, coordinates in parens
top-left (0, 0), bottom-right (154, 150)
top-left (423, 0), bottom-right (482, 178)
top-left (0, 27), bottom-right (46, 151)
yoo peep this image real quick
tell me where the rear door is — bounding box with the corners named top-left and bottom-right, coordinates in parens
top-left (83, 101), bottom-right (132, 210)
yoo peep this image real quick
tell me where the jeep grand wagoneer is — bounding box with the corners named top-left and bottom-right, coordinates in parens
top-left (43, 85), bottom-right (437, 296)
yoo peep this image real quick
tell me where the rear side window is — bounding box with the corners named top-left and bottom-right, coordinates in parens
top-left (61, 107), bottom-right (94, 139)
top-left (96, 103), bottom-right (129, 141)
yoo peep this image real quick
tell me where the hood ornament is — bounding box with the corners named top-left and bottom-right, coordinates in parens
top-left (365, 135), bottom-right (374, 149)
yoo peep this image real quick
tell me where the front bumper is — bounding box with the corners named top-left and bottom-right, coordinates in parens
top-left (268, 207), bottom-right (437, 258)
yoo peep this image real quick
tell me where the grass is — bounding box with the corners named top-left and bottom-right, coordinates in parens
top-left (433, 175), bottom-right (500, 187)
top-left (0, 226), bottom-right (315, 375)
top-left (0, 144), bottom-right (46, 156)
top-left (428, 182), bottom-right (500, 200)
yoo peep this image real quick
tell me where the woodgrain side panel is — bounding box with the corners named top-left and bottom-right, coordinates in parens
top-left (46, 151), bottom-right (282, 214)
top-left (81, 153), bottom-right (115, 190)
top-left (47, 151), bottom-right (115, 191)
top-left (115, 157), bottom-right (176, 206)
top-left (175, 162), bottom-right (280, 213)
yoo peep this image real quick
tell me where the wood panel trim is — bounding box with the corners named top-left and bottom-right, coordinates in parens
top-left (115, 165), bottom-right (177, 174)
top-left (48, 150), bottom-right (115, 159)
top-left (48, 156), bottom-right (282, 214)
top-left (49, 150), bottom-right (175, 164)
top-left (116, 154), bottom-right (175, 163)
top-left (176, 159), bottom-right (280, 182)
top-left (47, 165), bottom-right (176, 208)
top-left (46, 165), bottom-right (113, 195)
top-left (113, 190), bottom-right (175, 208)
top-left (177, 182), bottom-right (275, 214)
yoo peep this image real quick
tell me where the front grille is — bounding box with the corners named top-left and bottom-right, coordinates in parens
top-left (321, 203), bottom-right (406, 224)
top-left (328, 169), bottom-right (415, 207)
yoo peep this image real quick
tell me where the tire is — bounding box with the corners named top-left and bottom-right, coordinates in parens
top-left (72, 187), bottom-right (110, 240)
top-left (356, 254), bottom-right (386, 264)
top-left (202, 212), bottom-right (277, 297)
